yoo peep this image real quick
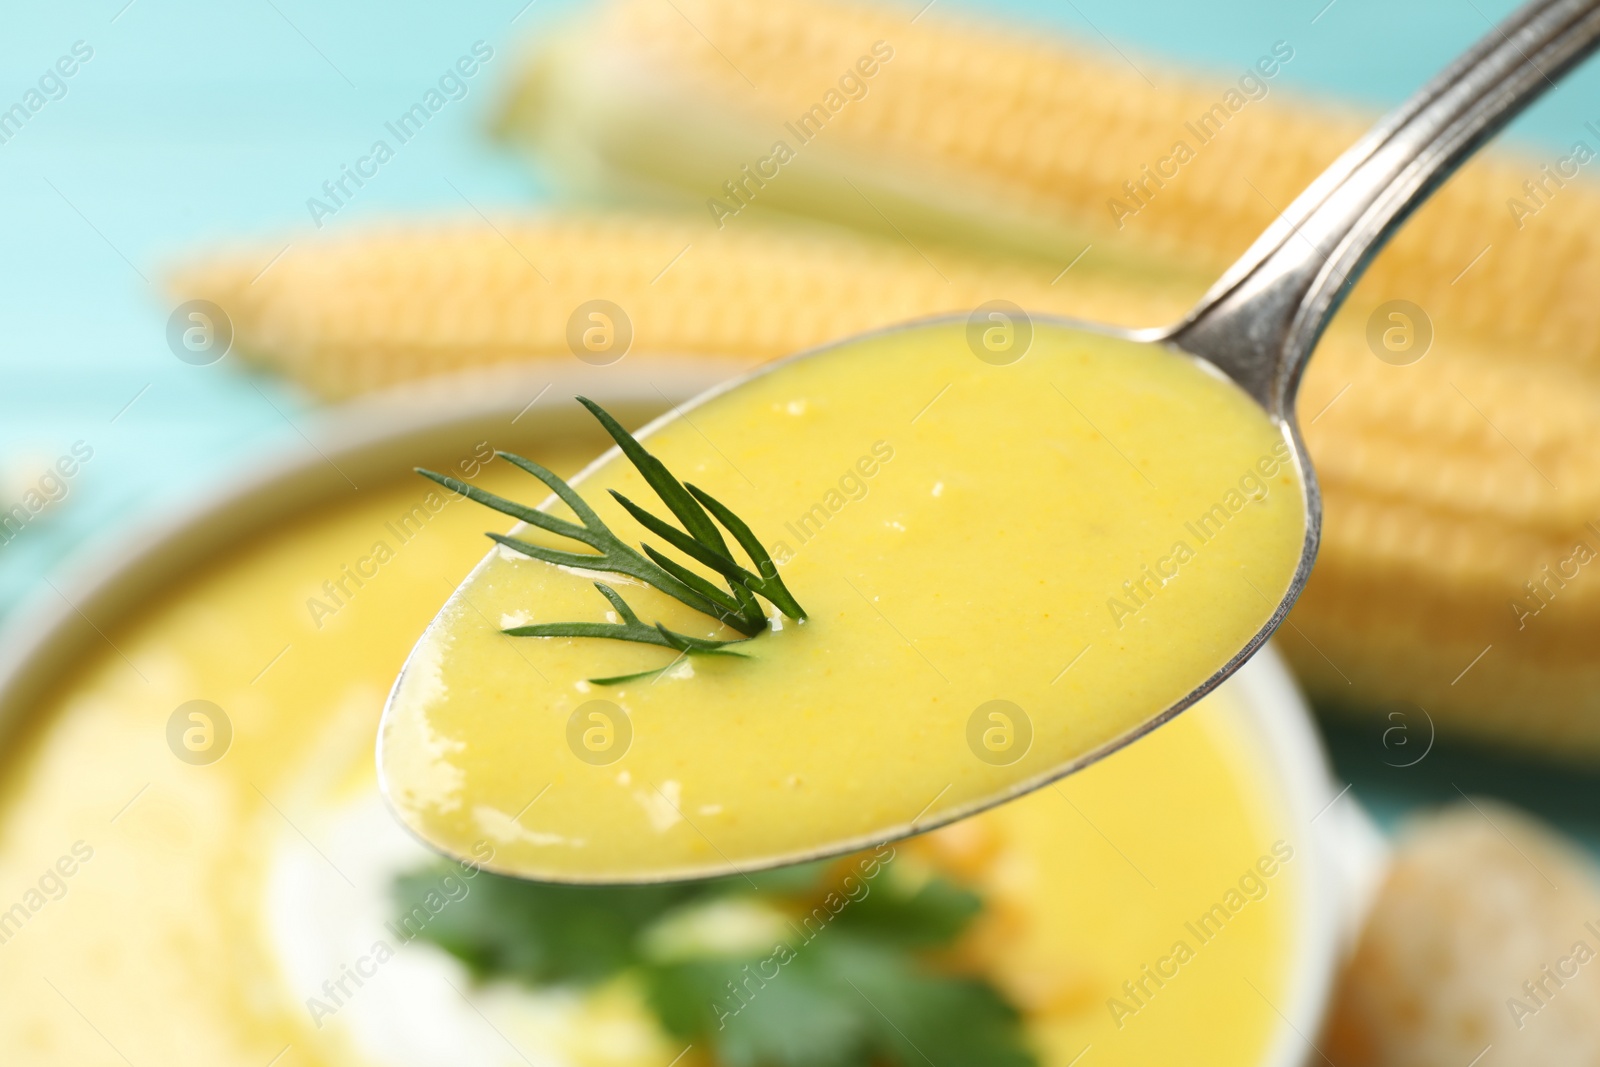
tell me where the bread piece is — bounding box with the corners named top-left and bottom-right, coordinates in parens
top-left (1325, 800), bottom-right (1600, 1065)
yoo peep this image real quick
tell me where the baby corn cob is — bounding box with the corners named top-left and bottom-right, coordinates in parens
top-left (1292, 338), bottom-right (1600, 754)
top-left (174, 215), bottom-right (1600, 760)
top-left (498, 0), bottom-right (1600, 382)
top-left (168, 215), bottom-right (1199, 397)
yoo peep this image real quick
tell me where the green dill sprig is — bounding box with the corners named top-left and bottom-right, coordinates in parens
top-left (417, 398), bottom-right (805, 684)
top-left (507, 582), bottom-right (749, 686)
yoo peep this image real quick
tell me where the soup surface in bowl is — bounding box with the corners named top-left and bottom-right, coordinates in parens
top-left (0, 427), bottom-right (1301, 1067)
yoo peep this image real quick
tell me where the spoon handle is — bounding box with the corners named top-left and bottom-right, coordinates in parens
top-left (1169, 0), bottom-right (1600, 415)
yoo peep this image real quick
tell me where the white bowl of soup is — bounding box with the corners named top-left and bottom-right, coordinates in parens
top-left (0, 366), bottom-right (1377, 1067)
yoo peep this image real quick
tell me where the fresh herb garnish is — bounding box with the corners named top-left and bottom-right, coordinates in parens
top-left (417, 397), bottom-right (805, 684)
top-left (509, 582), bottom-right (752, 687)
top-left (393, 855), bottom-right (1036, 1067)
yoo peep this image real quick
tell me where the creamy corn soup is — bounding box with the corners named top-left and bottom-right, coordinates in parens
top-left (0, 432), bottom-right (1299, 1066)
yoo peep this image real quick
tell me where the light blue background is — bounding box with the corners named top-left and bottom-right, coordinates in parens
top-left (2, 0), bottom-right (1595, 834)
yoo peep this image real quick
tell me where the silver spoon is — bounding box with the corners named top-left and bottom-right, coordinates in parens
top-left (381, 0), bottom-right (1600, 881)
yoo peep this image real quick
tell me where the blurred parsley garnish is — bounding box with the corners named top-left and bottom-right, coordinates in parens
top-left (392, 853), bottom-right (1036, 1067)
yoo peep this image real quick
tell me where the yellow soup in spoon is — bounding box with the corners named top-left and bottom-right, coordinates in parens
top-left (381, 320), bottom-right (1308, 882)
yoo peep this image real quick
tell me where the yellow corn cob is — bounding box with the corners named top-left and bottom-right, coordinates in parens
top-left (498, 0), bottom-right (1600, 382)
top-left (168, 215), bottom-right (1199, 397)
top-left (175, 214), bottom-right (1600, 760)
top-left (1293, 343), bottom-right (1600, 751)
